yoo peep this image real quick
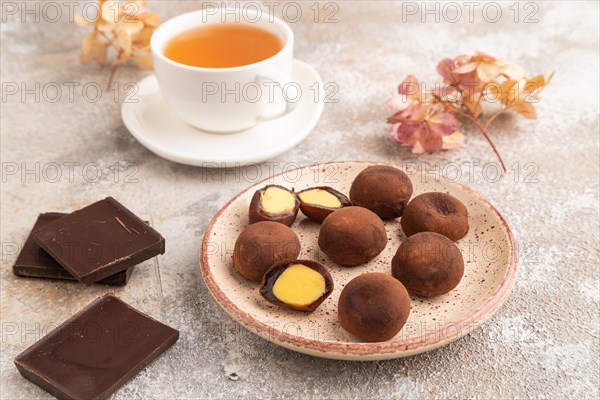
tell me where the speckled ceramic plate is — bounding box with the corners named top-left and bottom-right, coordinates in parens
top-left (200, 161), bottom-right (518, 360)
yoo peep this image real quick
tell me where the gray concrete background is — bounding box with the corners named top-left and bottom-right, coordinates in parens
top-left (1, 1), bottom-right (599, 399)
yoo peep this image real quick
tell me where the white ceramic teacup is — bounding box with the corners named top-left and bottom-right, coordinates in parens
top-left (151, 8), bottom-right (296, 133)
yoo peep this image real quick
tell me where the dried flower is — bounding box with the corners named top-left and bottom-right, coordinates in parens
top-left (76, 0), bottom-right (162, 86)
top-left (387, 76), bottom-right (461, 153)
top-left (387, 52), bottom-right (553, 171)
top-left (489, 74), bottom-right (554, 119)
top-left (453, 52), bottom-right (525, 82)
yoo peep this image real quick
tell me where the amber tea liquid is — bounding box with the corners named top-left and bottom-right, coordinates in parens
top-left (164, 24), bottom-right (283, 68)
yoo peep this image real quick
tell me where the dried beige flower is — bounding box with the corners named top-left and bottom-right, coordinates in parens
top-left (77, 0), bottom-right (162, 86)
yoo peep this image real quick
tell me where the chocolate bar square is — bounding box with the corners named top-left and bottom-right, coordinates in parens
top-left (14, 295), bottom-right (179, 400)
top-left (13, 213), bottom-right (133, 286)
top-left (32, 197), bottom-right (164, 285)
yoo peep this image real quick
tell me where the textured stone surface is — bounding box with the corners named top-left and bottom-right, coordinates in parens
top-left (1, 1), bottom-right (599, 398)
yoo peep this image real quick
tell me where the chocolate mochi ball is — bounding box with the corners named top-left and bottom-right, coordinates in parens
top-left (338, 273), bottom-right (411, 342)
top-left (401, 192), bottom-right (469, 241)
top-left (349, 165), bottom-right (413, 219)
top-left (318, 206), bottom-right (387, 266)
top-left (233, 221), bottom-right (301, 282)
top-left (392, 232), bottom-right (464, 297)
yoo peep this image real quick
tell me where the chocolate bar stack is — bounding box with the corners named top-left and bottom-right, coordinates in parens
top-left (13, 197), bottom-right (164, 286)
top-left (12, 197), bottom-right (179, 399)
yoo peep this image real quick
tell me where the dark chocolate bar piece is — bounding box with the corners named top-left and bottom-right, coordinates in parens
top-left (14, 295), bottom-right (179, 400)
top-left (13, 213), bottom-right (133, 286)
top-left (32, 197), bottom-right (165, 285)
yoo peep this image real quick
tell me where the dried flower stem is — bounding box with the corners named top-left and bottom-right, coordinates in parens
top-left (100, 32), bottom-right (116, 49)
top-left (484, 106), bottom-right (508, 130)
top-left (107, 57), bottom-right (120, 89)
top-left (445, 104), bottom-right (507, 172)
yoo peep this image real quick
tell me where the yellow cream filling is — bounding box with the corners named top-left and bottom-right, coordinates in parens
top-left (260, 187), bottom-right (295, 214)
top-left (298, 189), bottom-right (341, 208)
top-left (272, 264), bottom-right (326, 306)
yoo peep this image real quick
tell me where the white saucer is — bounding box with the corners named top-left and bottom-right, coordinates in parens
top-left (122, 60), bottom-right (324, 167)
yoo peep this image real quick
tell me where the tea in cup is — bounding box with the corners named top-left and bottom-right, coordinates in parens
top-left (151, 8), bottom-right (296, 133)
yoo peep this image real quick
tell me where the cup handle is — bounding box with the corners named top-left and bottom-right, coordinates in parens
top-left (255, 71), bottom-right (298, 122)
